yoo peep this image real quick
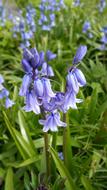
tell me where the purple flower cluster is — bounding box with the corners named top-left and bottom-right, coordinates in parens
top-left (19, 46), bottom-right (87, 132)
top-left (82, 21), bottom-right (93, 39)
top-left (0, 75), bottom-right (14, 108)
top-left (39, 0), bottom-right (65, 31)
top-left (100, 26), bottom-right (107, 50)
top-left (98, 0), bottom-right (106, 13)
top-left (12, 5), bottom-right (36, 49)
top-left (0, 3), bottom-right (6, 27)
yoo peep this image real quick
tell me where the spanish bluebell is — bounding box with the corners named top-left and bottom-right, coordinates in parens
top-left (39, 112), bottom-right (66, 132)
top-left (20, 46), bottom-right (86, 132)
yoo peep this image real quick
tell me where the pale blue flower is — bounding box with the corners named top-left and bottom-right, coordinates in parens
top-left (73, 68), bottom-right (86, 87)
top-left (39, 112), bottom-right (66, 132)
top-left (19, 74), bottom-right (32, 96)
top-left (5, 98), bottom-right (15, 108)
top-left (34, 78), bottom-right (44, 97)
top-left (73, 45), bottom-right (87, 65)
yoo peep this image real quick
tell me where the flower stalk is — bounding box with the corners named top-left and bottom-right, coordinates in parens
top-left (44, 132), bottom-right (50, 180)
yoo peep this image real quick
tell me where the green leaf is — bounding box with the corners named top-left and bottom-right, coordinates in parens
top-left (24, 172), bottom-right (31, 190)
top-left (12, 127), bottom-right (37, 158)
top-left (81, 175), bottom-right (94, 190)
top-left (5, 168), bottom-right (14, 190)
top-left (0, 168), bottom-right (5, 179)
top-left (3, 111), bottom-right (38, 160)
top-left (18, 110), bottom-right (36, 152)
top-left (7, 156), bottom-right (40, 168)
top-left (50, 147), bottom-right (76, 190)
top-left (3, 111), bottom-right (28, 159)
top-left (88, 88), bottom-right (98, 123)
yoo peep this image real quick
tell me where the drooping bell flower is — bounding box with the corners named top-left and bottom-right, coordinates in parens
top-left (39, 112), bottom-right (66, 132)
top-left (72, 45), bottom-right (87, 65)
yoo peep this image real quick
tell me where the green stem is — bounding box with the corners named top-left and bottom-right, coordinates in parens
top-left (52, 132), bottom-right (57, 149)
top-left (51, 132), bottom-right (57, 182)
top-left (63, 113), bottom-right (73, 173)
top-left (63, 113), bottom-right (67, 165)
top-left (44, 132), bottom-right (50, 180)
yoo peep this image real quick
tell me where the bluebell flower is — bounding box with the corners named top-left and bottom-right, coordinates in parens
top-left (39, 0), bottom-right (65, 31)
top-left (0, 3), bottom-right (6, 27)
top-left (66, 72), bottom-right (79, 94)
top-left (34, 78), bottom-right (44, 97)
top-left (23, 90), bottom-right (41, 114)
top-left (23, 91), bottom-right (32, 112)
top-left (0, 75), bottom-right (15, 108)
top-left (58, 152), bottom-right (64, 160)
top-left (28, 90), bottom-right (41, 114)
top-left (101, 26), bottom-right (107, 33)
top-left (0, 74), bottom-right (4, 90)
top-left (41, 62), bottom-right (54, 76)
top-left (20, 46), bottom-right (86, 131)
top-left (42, 92), bottom-right (65, 112)
top-left (63, 91), bottom-right (82, 111)
top-left (64, 46), bottom-right (87, 112)
top-left (72, 45), bottom-right (87, 65)
top-left (46, 50), bottom-right (56, 61)
top-left (41, 62), bottom-right (48, 76)
top-left (5, 98), bottom-right (15, 108)
top-left (42, 25), bottom-right (52, 31)
top-left (101, 34), bottom-right (107, 44)
top-left (47, 65), bottom-right (54, 76)
top-left (98, 0), bottom-right (106, 13)
top-left (73, 0), bottom-right (80, 7)
top-left (21, 59), bottom-right (32, 73)
top-left (99, 44), bottom-right (107, 50)
top-left (19, 74), bottom-right (32, 96)
top-left (82, 21), bottom-right (93, 39)
top-left (0, 88), bottom-right (9, 99)
top-left (11, 4), bottom-right (36, 49)
top-left (88, 32), bottom-right (93, 39)
top-left (73, 68), bottom-right (86, 87)
top-left (99, 26), bottom-right (107, 50)
top-left (0, 75), bottom-right (4, 83)
top-left (82, 21), bottom-right (91, 33)
top-left (19, 47), bottom-right (56, 116)
top-left (39, 112), bottom-right (66, 132)
top-left (39, 14), bottom-right (48, 25)
top-left (42, 78), bottom-right (55, 100)
top-left (58, 0), bottom-right (66, 9)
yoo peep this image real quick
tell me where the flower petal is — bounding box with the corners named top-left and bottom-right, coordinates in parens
top-left (34, 78), bottom-right (44, 97)
top-left (74, 68), bottom-right (86, 86)
top-left (67, 72), bottom-right (79, 94)
top-left (19, 74), bottom-right (31, 96)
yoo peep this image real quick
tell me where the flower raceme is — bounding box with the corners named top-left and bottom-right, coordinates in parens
top-left (0, 75), bottom-right (15, 108)
top-left (19, 45), bottom-right (87, 132)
